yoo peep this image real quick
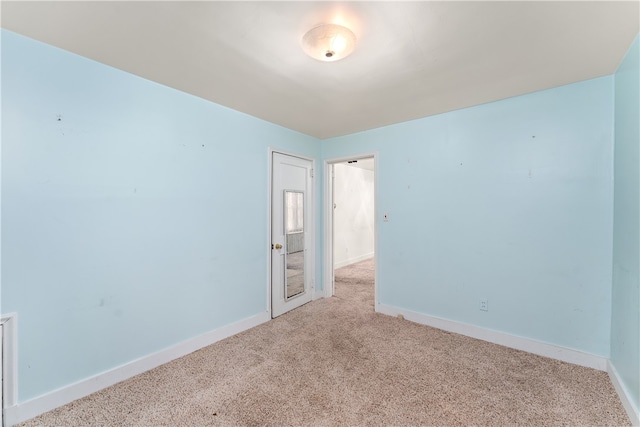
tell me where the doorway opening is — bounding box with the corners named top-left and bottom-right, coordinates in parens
top-left (324, 154), bottom-right (377, 308)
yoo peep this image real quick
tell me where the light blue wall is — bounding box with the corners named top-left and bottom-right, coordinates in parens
top-left (612, 34), bottom-right (640, 410)
top-left (0, 26), bottom-right (626, 408)
top-left (323, 77), bottom-right (614, 356)
top-left (1, 30), bottom-right (320, 402)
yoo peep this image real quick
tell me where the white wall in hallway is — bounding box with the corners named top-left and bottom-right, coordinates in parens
top-left (334, 163), bottom-right (374, 268)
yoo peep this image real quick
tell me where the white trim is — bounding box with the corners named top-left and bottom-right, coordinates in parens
top-left (334, 253), bottom-right (374, 269)
top-left (373, 155), bottom-right (379, 309)
top-left (1, 314), bottom-right (18, 412)
top-left (376, 304), bottom-right (608, 371)
top-left (267, 147), bottom-right (274, 316)
top-left (608, 360), bottom-right (640, 426)
top-left (323, 161), bottom-right (334, 298)
top-left (4, 312), bottom-right (269, 427)
top-left (323, 152), bottom-right (378, 305)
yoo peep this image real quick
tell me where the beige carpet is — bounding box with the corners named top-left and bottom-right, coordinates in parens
top-left (20, 258), bottom-right (629, 426)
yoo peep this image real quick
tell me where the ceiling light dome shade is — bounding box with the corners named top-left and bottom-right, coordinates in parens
top-left (302, 24), bottom-right (356, 62)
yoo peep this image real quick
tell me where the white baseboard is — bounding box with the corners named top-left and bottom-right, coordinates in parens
top-left (312, 281), bottom-right (323, 301)
top-left (376, 304), bottom-right (607, 371)
top-left (334, 253), bottom-right (374, 269)
top-left (4, 312), bottom-right (270, 427)
top-left (608, 360), bottom-right (640, 426)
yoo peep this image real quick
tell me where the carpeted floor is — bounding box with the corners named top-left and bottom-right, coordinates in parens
top-left (19, 258), bottom-right (630, 426)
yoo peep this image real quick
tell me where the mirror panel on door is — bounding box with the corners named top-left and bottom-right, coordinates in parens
top-left (284, 190), bottom-right (305, 299)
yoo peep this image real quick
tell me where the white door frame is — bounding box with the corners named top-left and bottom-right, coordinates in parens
top-left (323, 153), bottom-right (379, 308)
top-left (267, 148), bottom-right (316, 317)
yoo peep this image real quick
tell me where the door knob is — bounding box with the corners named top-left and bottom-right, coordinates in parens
top-left (273, 244), bottom-right (283, 250)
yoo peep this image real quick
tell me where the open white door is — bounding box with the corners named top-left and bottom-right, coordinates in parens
top-left (271, 152), bottom-right (314, 318)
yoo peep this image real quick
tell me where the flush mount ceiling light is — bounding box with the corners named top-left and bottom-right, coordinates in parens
top-left (302, 24), bottom-right (356, 62)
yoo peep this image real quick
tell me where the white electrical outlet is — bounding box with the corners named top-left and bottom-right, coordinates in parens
top-left (480, 299), bottom-right (488, 312)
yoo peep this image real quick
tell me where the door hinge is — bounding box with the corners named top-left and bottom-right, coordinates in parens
top-left (310, 168), bottom-right (314, 178)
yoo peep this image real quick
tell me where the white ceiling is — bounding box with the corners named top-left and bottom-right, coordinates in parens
top-left (2, 1), bottom-right (638, 139)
